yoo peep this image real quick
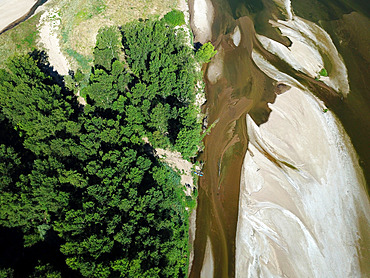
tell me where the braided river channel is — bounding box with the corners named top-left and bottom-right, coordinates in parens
top-left (188, 0), bottom-right (370, 277)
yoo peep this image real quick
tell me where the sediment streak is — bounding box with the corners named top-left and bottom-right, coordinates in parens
top-left (235, 1), bottom-right (370, 276)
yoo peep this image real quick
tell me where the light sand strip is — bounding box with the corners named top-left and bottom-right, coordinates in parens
top-left (0, 0), bottom-right (37, 32)
top-left (37, 9), bottom-right (70, 75)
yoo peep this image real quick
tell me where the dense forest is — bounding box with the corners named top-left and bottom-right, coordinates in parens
top-left (0, 12), bottom-right (216, 277)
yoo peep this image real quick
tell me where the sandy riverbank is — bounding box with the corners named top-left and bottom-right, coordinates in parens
top-left (155, 147), bottom-right (196, 195)
top-left (0, 0), bottom-right (37, 32)
top-left (236, 85), bottom-right (370, 277)
top-left (189, 0), bottom-right (214, 44)
top-left (258, 0), bottom-right (350, 96)
top-left (185, 0), bottom-right (217, 274)
top-left (235, 2), bottom-right (370, 273)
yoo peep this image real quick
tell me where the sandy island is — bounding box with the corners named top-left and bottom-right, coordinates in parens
top-left (261, 0), bottom-right (349, 96)
top-left (189, 0), bottom-right (214, 44)
top-left (200, 237), bottom-right (214, 278)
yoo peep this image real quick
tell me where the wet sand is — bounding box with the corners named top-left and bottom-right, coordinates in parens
top-left (200, 237), bottom-right (214, 277)
top-left (189, 0), bottom-right (214, 44)
top-left (234, 1), bottom-right (370, 276)
top-left (189, 76), bottom-right (253, 277)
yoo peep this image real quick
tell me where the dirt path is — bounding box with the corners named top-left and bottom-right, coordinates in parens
top-left (155, 147), bottom-right (197, 196)
top-left (37, 9), bottom-right (70, 75)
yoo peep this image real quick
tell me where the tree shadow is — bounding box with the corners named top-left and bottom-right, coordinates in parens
top-left (28, 49), bottom-right (82, 117)
top-left (29, 49), bottom-right (64, 86)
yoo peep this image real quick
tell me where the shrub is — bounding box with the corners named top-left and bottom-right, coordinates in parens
top-left (195, 42), bottom-right (217, 63)
top-left (319, 68), bottom-right (328, 76)
top-left (163, 10), bottom-right (185, 26)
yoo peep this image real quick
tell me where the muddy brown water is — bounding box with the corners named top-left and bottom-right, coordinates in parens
top-left (189, 13), bottom-right (277, 277)
top-left (189, 0), bottom-right (370, 277)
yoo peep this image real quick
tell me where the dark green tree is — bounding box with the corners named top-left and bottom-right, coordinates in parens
top-left (0, 14), bottom-right (202, 277)
top-left (94, 26), bottom-right (121, 71)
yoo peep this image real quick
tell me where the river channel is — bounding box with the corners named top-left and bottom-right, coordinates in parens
top-left (189, 0), bottom-right (370, 277)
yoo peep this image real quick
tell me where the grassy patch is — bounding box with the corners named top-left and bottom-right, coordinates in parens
top-left (45, 0), bottom-right (177, 70)
top-left (0, 14), bottom-right (41, 67)
top-left (0, 0), bottom-right (178, 70)
top-left (73, 0), bottom-right (106, 24)
top-left (65, 48), bottom-right (92, 71)
top-left (0, 0), bottom-right (180, 72)
top-left (319, 68), bottom-right (328, 76)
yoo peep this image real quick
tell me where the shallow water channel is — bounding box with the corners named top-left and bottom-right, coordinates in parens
top-left (189, 0), bottom-right (370, 277)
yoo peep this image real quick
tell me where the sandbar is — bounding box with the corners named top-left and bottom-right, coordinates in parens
top-left (235, 86), bottom-right (370, 277)
top-left (189, 0), bottom-right (214, 43)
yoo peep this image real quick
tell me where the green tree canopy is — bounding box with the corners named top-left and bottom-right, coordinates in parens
top-left (93, 26), bottom-right (121, 71)
top-left (196, 42), bottom-right (217, 63)
top-left (162, 10), bottom-right (186, 26)
top-left (0, 15), bottom-right (202, 277)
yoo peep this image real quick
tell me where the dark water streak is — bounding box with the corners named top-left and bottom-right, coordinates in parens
top-left (189, 4), bottom-right (278, 275)
top-left (190, 0), bottom-right (370, 277)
